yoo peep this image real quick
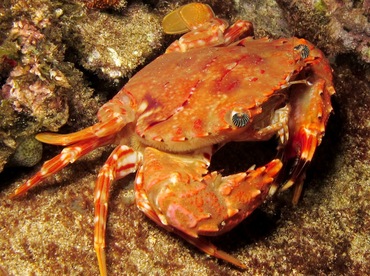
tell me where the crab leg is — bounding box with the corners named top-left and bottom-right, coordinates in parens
top-left (10, 134), bottom-right (115, 198)
top-left (223, 20), bottom-right (254, 45)
top-left (282, 78), bottom-right (331, 203)
top-left (136, 147), bottom-right (282, 268)
top-left (94, 145), bottom-right (142, 276)
top-left (282, 47), bottom-right (335, 203)
top-left (36, 95), bottom-right (136, 146)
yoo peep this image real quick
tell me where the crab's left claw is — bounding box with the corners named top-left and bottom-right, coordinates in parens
top-left (162, 2), bottom-right (216, 34)
top-left (281, 39), bottom-right (335, 204)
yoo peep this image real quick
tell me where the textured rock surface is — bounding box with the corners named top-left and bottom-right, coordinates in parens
top-left (0, 0), bottom-right (163, 172)
top-left (1, 0), bottom-right (369, 275)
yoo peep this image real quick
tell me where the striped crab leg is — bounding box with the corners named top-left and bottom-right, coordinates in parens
top-left (10, 91), bottom-right (141, 275)
top-left (94, 145), bottom-right (142, 276)
top-left (35, 94), bottom-right (136, 146)
top-left (11, 92), bottom-right (137, 197)
top-left (10, 134), bottom-right (115, 198)
top-left (280, 40), bottom-right (335, 204)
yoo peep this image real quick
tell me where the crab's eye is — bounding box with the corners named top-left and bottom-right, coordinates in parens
top-left (231, 111), bottom-right (250, 128)
top-left (294, 44), bottom-right (310, 59)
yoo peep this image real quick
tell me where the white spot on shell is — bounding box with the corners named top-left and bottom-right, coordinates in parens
top-left (197, 40), bottom-right (206, 46)
top-left (225, 62), bottom-right (237, 70)
top-left (138, 101), bottom-right (148, 113)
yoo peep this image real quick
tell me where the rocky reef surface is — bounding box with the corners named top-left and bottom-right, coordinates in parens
top-left (1, 0), bottom-right (369, 275)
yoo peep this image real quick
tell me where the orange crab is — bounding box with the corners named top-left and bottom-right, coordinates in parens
top-left (11, 3), bottom-right (335, 275)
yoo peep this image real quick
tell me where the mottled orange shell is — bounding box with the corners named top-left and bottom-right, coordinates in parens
top-left (124, 37), bottom-right (310, 142)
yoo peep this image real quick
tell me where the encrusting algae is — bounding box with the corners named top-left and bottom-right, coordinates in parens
top-left (81, 0), bottom-right (127, 10)
top-left (0, 0), bottom-right (163, 172)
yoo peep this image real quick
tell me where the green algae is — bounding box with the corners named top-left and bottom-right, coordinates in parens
top-left (314, 0), bottom-right (328, 14)
top-left (9, 136), bottom-right (43, 167)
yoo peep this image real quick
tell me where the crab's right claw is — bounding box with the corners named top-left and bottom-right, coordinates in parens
top-left (135, 147), bottom-right (282, 268)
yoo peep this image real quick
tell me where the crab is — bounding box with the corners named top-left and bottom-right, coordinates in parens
top-left (11, 2), bottom-right (335, 275)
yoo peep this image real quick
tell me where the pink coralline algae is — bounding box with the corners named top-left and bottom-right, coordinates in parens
top-left (1, 20), bottom-right (69, 131)
top-left (0, 18), bottom-right (69, 172)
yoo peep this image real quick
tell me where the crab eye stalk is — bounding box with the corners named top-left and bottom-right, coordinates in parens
top-left (231, 111), bottom-right (250, 128)
top-left (294, 44), bottom-right (310, 59)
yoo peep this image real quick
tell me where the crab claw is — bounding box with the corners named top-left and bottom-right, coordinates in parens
top-left (135, 146), bottom-right (282, 268)
top-left (281, 40), bottom-right (335, 204)
top-left (162, 2), bottom-right (253, 53)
